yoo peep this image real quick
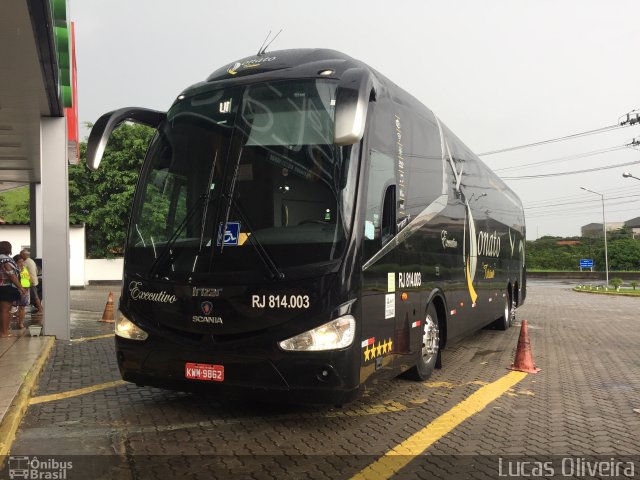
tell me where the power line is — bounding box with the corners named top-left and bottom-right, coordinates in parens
top-left (525, 193), bottom-right (640, 210)
top-left (524, 197), bottom-right (640, 218)
top-left (527, 200), bottom-right (639, 216)
top-left (526, 205), bottom-right (640, 219)
top-left (478, 124), bottom-right (626, 156)
top-left (524, 184), bottom-right (640, 207)
top-left (501, 159), bottom-right (640, 180)
top-left (493, 145), bottom-right (628, 172)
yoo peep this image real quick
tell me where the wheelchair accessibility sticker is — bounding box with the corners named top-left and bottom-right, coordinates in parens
top-left (217, 222), bottom-right (240, 246)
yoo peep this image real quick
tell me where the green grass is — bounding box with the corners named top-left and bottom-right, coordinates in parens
top-left (529, 269), bottom-right (640, 273)
top-left (573, 286), bottom-right (640, 296)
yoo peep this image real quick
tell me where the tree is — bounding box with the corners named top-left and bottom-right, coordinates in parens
top-left (68, 123), bottom-right (154, 257)
top-left (608, 225), bottom-right (634, 241)
top-left (526, 236), bottom-right (586, 270)
top-left (0, 186), bottom-right (30, 223)
top-left (603, 239), bottom-right (640, 271)
top-left (526, 234), bottom-right (640, 272)
top-left (610, 278), bottom-right (623, 290)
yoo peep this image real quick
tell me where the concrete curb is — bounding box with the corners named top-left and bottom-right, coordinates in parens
top-left (0, 336), bottom-right (55, 464)
top-left (573, 287), bottom-right (640, 297)
top-left (529, 271), bottom-right (640, 281)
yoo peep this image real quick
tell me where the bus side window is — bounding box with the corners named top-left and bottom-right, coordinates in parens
top-left (363, 151), bottom-right (395, 260)
top-left (381, 184), bottom-right (396, 244)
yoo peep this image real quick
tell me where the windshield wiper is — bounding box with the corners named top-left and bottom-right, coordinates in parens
top-left (198, 151), bottom-right (219, 252)
top-left (218, 146), bottom-right (243, 254)
top-left (215, 145), bottom-right (284, 281)
top-left (225, 193), bottom-right (285, 281)
top-left (147, 193), bottom-right (207, 277)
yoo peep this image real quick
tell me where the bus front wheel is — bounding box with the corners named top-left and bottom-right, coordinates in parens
top-left (406, 303), bottom-right (441, 381)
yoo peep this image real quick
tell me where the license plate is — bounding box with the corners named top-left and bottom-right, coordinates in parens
top-left (185, 362), bottom-right (224, 382)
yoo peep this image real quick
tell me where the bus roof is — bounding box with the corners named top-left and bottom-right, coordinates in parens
top-left (205, 49), bottom-right (363, 82)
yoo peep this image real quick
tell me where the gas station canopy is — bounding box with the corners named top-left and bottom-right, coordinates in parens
top-left (0, 0), bottom-right (75, 340)
top-left (0, 0), bottom-right (76, 191)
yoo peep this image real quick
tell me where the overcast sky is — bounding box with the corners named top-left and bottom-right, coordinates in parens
top-left (68, 0), bottom-right (640, 240)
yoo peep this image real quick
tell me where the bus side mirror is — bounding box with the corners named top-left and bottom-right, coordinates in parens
top-left (86, 107), bottom-right (166, 170)
top-left (334, 68), bottom-right (375, 146)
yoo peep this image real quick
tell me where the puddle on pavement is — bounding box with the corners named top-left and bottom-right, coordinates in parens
top-left (470, 349), bottom-right (503, 361)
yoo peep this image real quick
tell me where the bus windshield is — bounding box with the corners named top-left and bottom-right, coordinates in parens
top-left (126, 79), bottom-right (357, 281)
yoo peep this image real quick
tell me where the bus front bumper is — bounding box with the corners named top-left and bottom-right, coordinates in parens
top-left (115, 336), bottom-right (360, 404)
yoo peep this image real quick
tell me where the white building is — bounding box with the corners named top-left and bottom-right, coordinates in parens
top-left (581, 222), bottom-right (625, 237)
top-left (0, 223), bottom-right (123, 287)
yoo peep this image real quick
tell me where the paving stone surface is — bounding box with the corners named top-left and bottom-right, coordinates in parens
top-left (3, 281), bottom-right (639, 479)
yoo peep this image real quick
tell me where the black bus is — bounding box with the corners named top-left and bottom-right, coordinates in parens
top-left (87, 49), bottom-right (526, 404)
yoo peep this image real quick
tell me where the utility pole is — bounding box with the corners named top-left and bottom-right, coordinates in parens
top-left (580, 187), bottom-right (609, 287)
top-left (619, 111), bottom-right (640, 126)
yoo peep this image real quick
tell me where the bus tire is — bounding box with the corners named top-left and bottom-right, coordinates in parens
top-left (494, 292), bottom-right (513, 331)
top-left (405, 303), bottom-right (440, 381)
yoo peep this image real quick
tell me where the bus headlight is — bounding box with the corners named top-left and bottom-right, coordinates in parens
top-left (279, 315), bottom-right (355, 351)
top-left (115, 312), bottom-right (149, 341)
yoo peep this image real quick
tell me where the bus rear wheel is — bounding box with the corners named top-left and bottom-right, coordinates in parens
top-left (405, 303), bottom-right (440, 381)
top-left (494, 292), bottom-right (514, 330)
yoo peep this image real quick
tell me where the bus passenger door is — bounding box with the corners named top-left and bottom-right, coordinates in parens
top-left (360, 150), bottom-right (398, 379)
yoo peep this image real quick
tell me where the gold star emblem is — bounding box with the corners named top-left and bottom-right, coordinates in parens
top-left (381, 340), bottom-right (388, 355)
top-left (388, 339), bottom-right (393, 353)
top-left (364, 346), bottom-right (371, 362)
top-left (376, 342), bottom-right (383, 357)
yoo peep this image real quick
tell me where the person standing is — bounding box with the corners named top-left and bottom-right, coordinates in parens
top-left (20, 249), bottom-right (42, 314)
top-left (13, 254), bottom-right (31, 329)
top-left (0, 241), bottom-right (25, 337)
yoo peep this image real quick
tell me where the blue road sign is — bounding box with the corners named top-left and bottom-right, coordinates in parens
top-left (580, 259), bottom-right (594, 268)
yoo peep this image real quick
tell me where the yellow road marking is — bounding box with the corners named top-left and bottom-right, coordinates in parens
top-left (29, 380), bottom-right (127, 405)
top-left (351, 371), bottom-right (528, 480)
top-left (70, 333), bottom-right (114, 342)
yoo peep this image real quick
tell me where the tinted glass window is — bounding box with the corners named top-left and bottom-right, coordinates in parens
top-left (403, 109), bottom-right (445, 216)
top-left (127, 80), bottom-right (357, 279)
top-left (363, 150), bottom-right (395, 259)
top-left (242, 82), bottom-right (336, 146)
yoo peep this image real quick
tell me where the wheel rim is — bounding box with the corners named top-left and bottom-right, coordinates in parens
top-left (422, 314), bottom-right (440, 362)
top-left (504, 297), bottom-right (510, 326)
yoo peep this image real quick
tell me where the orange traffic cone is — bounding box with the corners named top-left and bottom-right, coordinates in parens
top-left (508, 320), bottom-right (541, 373)
top-left (99, 292), bottom-right (115, 323)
